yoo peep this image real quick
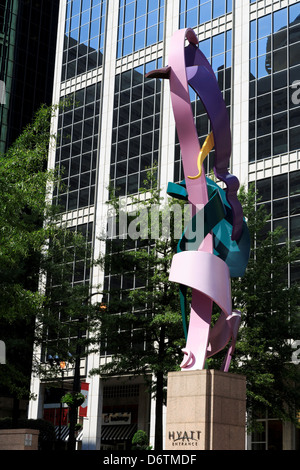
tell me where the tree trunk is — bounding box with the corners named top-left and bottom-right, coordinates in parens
top-left (67, 405), bottom-right (78, 451)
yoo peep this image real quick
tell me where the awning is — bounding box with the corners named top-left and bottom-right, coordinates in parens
top-left (55, 425), bottom-right (69, 441)
top-left (54, 426), bottom-right (83, 441)
top-left (54, 424), bottom-right (137, 442)
top-left (101, 424), bottom-right (137, 442)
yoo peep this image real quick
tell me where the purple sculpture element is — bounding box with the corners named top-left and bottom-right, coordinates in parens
top-left (146, 28), bottom-right (248, 372)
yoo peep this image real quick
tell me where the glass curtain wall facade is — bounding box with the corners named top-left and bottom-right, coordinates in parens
top-left (249, 3), bottom-right (300, 291)
top-left (28, 0), bottom-right (300, 450)
top-left (249, 3), bottom-right (300, 161)
top-left (248, 1), bottom-right (300, 449)
top-left (0, 0), bottom-right (59, 154)
top-left (110, 59), bottom-right (162, 197)
top-left (255, 171), bottom-right (300, 286)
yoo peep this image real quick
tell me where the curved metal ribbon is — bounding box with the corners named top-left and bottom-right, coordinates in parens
top-left (146, 28), bottom-right (250, 372)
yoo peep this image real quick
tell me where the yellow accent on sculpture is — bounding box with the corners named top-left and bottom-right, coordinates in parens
top-left (188, 131), bottom-right (214, 179)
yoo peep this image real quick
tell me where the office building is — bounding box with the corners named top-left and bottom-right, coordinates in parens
top-left (0, 0), bottom-right (60, 420)
top-left (0, 0), bottom-right (60, 154)
top-left (28, 0), bottom-right (300, 450)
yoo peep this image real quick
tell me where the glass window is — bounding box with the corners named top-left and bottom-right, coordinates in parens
top-left (117, 0), bottom-right (164, 58)
top-left (187, 0), bottom-right (198, 9)
top-left (137, 0), bottom-right (147, 17)
top-left (200, 2), bottom-right (211, 23)
top-left (146, 25), bottom-right (158, 46)
top-left (273, 8), bottom-right (287, 33)
top-left (212, 33), bottom-right (225, 55)
top-left (273, 130), bottom-right (287, 155)
top-left (258, 15), bottom-right (271, 39)
top-left (273, 198), bottom-right (288, 218)
top-left (257, 179), bottom-right (271, 202)
top-left (273, 174), bottom-right (288, 199)
top-left (273, 70), bottom-right (287, 90)
top-left (257, 75), bottom-right (271, 95)
top-left (290, 196), bottom-right (300, 215)
top-left (273, 89), bottom-right (287, 114)
top-left (290, 216), bottom-right (300, 241)
top-left (250, 20), bottom-right (257, 42)
top-left (257, 135), bottom-right (271, 160)
top-left (289, 3), bottom-right (300, 24)
top-left (257, 55), bottom-right (269, 78)
top-left (290, 43), bottom-right (300, 67)
top-left (186, 8), bottom-right (198, 28)
top-left (257, 117), bottom-right (271, 137)
top-left (213, 0), bottom-right (225, 19)
top-left (290, 126), bottom-right (300, 151)
top-left (290, 171), bottom-right (300, 196)
top-left (273, 112), bottom-right (287, 132)
top-left (199, 38), bottom-right (210, 58)
top-left (257, 94), bottom-right (271, 118)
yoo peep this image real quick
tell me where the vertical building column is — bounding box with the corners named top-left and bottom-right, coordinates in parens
top-left (92, 0), bottom-right (119, 278)
top-left (47, 0), bottom-right (67, 173)
top-left (158, 0), bottom-right (180, 200)
top-left (231, 0), bottom-right (250, 187)
top-left (82, 0), bottom-right (120, 452)
top-left (81, 354), bottom-right (104, 450)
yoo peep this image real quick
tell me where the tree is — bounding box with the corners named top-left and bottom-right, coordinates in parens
top-left (35, 224), bottom-right (101, 451)
top-left (0, 103), bottom-right (58, 418)
top-left (131, 429), bottom-right (152, 450)
top-left (208, 185), bottom-right (300, 431)
top-left (91, 172), bottom-right (186, 450)
top-left (0, 102), bottom-right (101, 442)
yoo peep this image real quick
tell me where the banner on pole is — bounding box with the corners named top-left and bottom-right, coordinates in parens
top-left (79, 382), bottom-right (89, 417)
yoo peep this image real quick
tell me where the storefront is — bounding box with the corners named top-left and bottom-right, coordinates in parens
top-left (100, 382), bottom-right (150, 450)
top-left (100, 412), bottom-right (137, 450)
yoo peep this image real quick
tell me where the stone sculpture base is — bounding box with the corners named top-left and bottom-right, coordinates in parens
top-left (165, 369), bottom-right (246, 450)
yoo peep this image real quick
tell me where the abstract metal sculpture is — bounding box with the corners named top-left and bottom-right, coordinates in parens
top-left (146, 28), bottom-right (250, 372)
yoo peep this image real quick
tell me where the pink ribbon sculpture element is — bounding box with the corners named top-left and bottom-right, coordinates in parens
top-left (146, 28), bottom-right (250, 372)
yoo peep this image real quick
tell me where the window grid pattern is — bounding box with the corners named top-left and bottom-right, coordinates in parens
top-left (54, 82), bottom-right (101, 212)
top-left (62, 0), bottom-right (107, 81)
top-left (251, 409), bottom-right (283, 450)
top-left (179, 0), bottom-right (232, 28)
top-left (117, 0), bottom-right (164, 58)
top-left (68, 222), bottom-right (94, 286)
top-left (249, 4), bottom-right (300, 162)
top-left (103, 384), bottom-right (140, 398)
top-left (110, 59), bottom-right (162, 197)
top-left (174, 30), bottom-right (232, 182)
top-left (41, 222), bottom-right (93, 361)
top-left (255, 170), bottom-right (300, 284)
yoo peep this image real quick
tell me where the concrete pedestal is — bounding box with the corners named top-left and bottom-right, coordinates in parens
top-left (165, 369), bottom-right (246, 450)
